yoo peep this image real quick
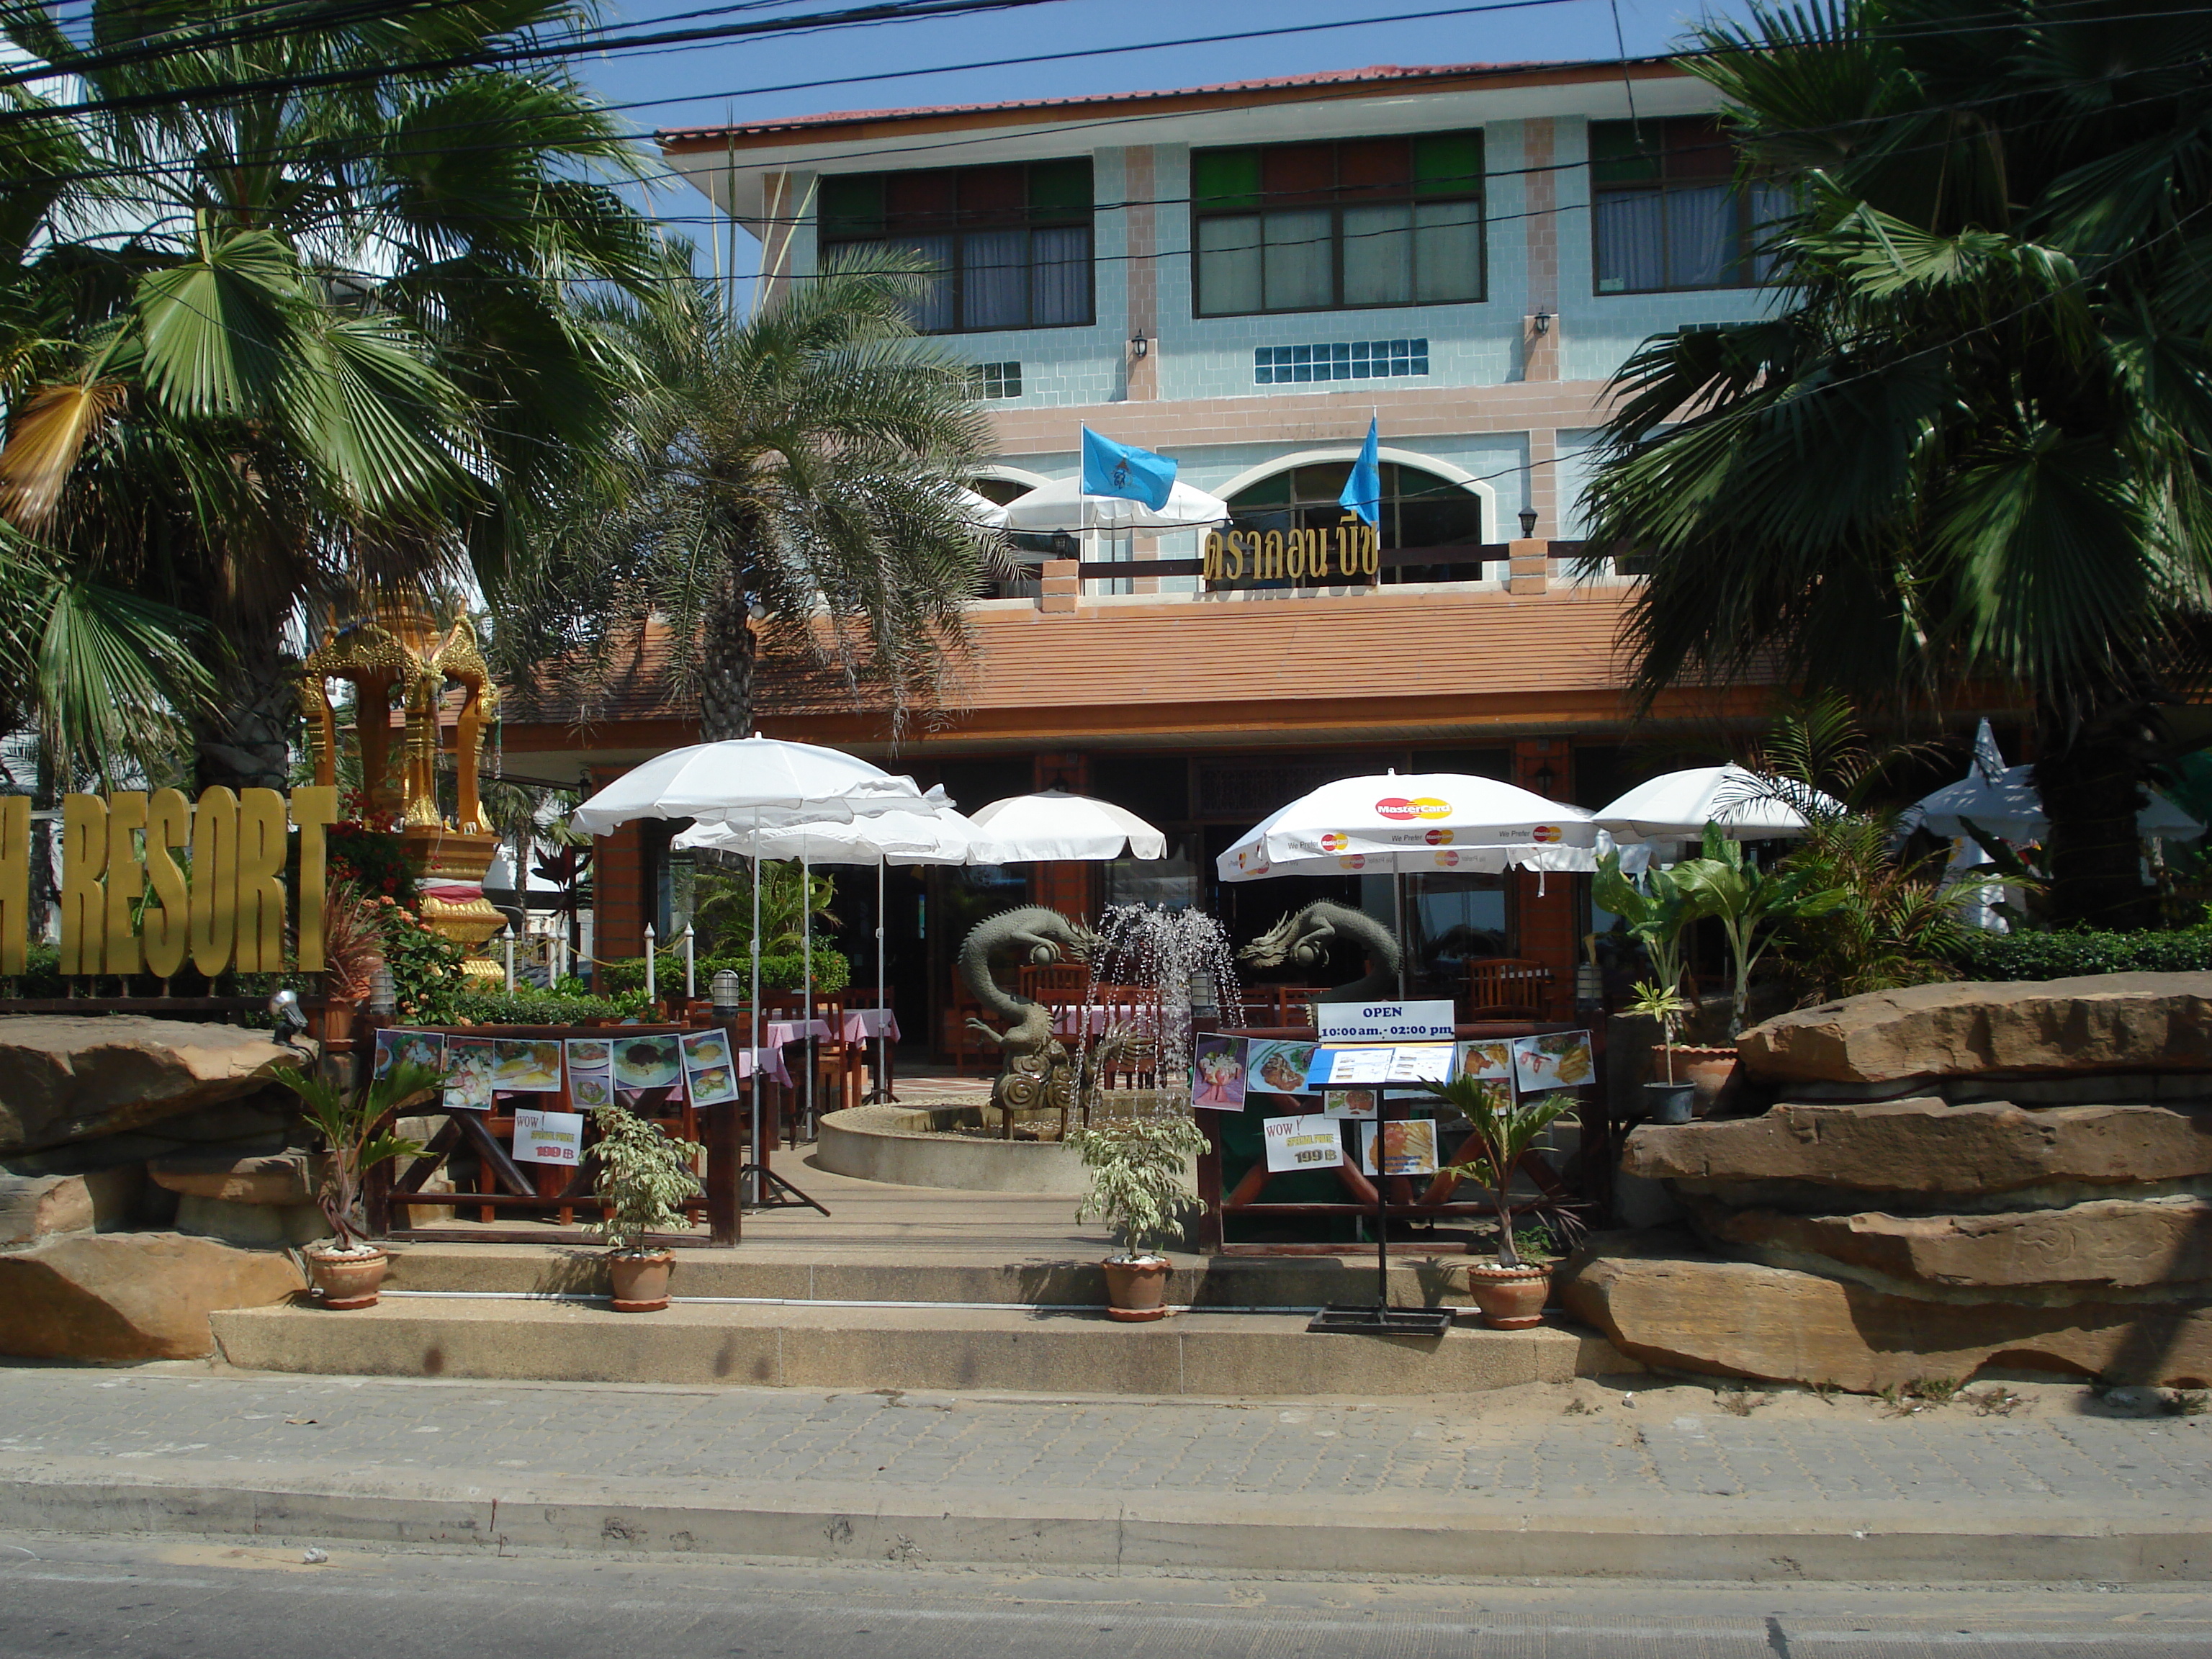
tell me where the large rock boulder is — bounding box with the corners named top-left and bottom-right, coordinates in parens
top-left (0, 1231), bottom-right (305, 1360)
top-left (0, 1016), bottom-right (310, 1156)
top-left (1558, 1231), bottom-right (2212, 1391)
top-left (1624, 1099), bottom-right (2212, 1200)
top-left (1736, 973), bottom-right (2212, 1085)
top-left (0, 1168), bottom-right (144, 1243)
top-left (1692, 1196), bottom-right (2212, 1295)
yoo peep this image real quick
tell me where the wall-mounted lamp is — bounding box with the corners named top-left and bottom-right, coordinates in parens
top-left (1532, 761), bottom-right (1557, 796)
top-left (1048, 529), bottom-right (1079, 560)
top-left (1519, 508), bottom-right (1539, 539)
top-left (1532, 310), bottom-right (1553, 336)
top-left (1129, 332), bottom-right (1149, 359)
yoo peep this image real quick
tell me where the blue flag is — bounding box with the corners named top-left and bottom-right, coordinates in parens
top-left (1339, 418), bottom-right (1381, 528)
top-left (1082, 427), bottom-right (1177, 511)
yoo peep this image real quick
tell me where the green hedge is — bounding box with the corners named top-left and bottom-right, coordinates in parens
top-left (450, 986), bottom-right (647, 1025)
top-left (593, 947), bottom-right (850, 998)
top-left (1949, 926), bottom-right (2212, 981)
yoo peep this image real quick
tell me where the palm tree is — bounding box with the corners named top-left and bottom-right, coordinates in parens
top-left (497, 250), bottom-right (1007, 742)
top-left (0, 0), bottom-right (660, 793)
top-left (1578, 0), bottom-right (2212, 927)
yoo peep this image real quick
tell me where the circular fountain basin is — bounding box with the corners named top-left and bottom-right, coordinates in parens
top-left (817, 1104), bottom-right (1090, 1194)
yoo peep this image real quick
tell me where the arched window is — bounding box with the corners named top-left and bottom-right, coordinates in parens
top-left (1223, 460), bottom-right (1489, 585)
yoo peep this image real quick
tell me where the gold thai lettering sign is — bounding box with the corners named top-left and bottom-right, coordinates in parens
top-left (1203, 522), bottom-right (1380, 585)
top-left (1, 786), bottom-right (338, 978)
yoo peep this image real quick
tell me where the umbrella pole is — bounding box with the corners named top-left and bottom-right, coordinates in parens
top-left (748, 816), bottom-right (761, 1207)
top-left (873, 858), bottom-right (891, 1103)
top-left (802, 855), bottom-right (814, 1143)
top-left (1393, 869), bottom-right (1408, 998)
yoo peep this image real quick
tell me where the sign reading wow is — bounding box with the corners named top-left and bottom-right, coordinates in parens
top-left (1316, 1001), bottom-right (1457, 1043)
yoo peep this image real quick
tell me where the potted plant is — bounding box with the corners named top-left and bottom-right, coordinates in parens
top-left (1670, 825), bottom-right (1846, 1038)
top-left (588, 1103), bottom-right (703, 1310)
top-left (1626, 979), bottom-right (1698, 1124)
top-left (1424, 1074), bottom-right (1579, 1328)
top-left (1067, 1111), bottom-right (1208, 1321)
top-left (271, 1059), bottom-right (438, 1308)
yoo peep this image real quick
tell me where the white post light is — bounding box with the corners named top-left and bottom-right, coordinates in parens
top-left (683, 924), bottom-right (696, 1001)
top-left (503, 928), bottom-right (516, 993)
top-left (644, 921), bottom-right (657, 1006)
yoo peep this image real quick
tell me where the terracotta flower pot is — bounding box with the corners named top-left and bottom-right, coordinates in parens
top-left (1102, 1256), bottom-right (1172, 1323)
top-left (1675, 1046), bottom-right (1741, 1116)
top-left (304, 1246), bottom-right (389, 1310)
top-left (609, 1249), bottom-right (675, 1312)
top-left (1463, 1259), bottom-right (1552, 1328)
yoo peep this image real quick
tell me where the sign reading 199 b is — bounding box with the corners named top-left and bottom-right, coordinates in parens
top-left (0, 786), bottom-right (339, 978)
top-left (1204, 522), bottom-right (1380, 585)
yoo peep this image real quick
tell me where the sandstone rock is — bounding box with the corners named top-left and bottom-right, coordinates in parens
top-left (1736, 974), bottom-right (2212, 1084)
top-left (0, 1016), bottom-right (310, 1156)
top-left (0, 1168), bottom-right (143, 1242)
top-left (174, 1193), bottom-right (328, 1248)
top-left (150, 1151), bottom-right (318, 1205)
top-left (1624, 1099), bottom-right (2212, 1199)
top-left (1558, 1231), bottom-right (2212, 1391)
top-left (1692, 1196), bottom-right (2212, 1295)
top-left (0, 1231), bottom-right (305, 1361)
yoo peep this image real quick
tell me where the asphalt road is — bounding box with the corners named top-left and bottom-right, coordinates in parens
top-left (3, 1531), bottom-right (2210, 1659)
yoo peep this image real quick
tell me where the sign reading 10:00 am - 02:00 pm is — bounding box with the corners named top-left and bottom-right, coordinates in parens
top-left (1203, 521), bottom-right (1380, 585)
top-left (0, 787), bottom-right (339, 979)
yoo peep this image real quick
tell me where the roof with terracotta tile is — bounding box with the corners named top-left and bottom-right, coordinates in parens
top-left (657, 55), bottom-right (1674, 145)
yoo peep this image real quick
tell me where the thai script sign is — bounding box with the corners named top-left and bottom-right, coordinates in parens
top-left (1202, 521), bottom-right (1380, 585)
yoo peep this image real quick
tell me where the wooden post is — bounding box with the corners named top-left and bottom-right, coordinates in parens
top-left (709, 1019), bottom-right (741, 1244)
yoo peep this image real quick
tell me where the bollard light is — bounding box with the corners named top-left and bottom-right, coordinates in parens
top-left (366, 963), bottom-right (397, 1022)
top-left (711, 968), bottom-right (745, 1018)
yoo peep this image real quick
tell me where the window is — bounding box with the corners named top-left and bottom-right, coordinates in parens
top-left (968, 361), bottom-right (1022, 398)
top-left (1222, 460), bottom-right (1487, 587)
top-left (1255, 338), bottom-right (1428, 385)
top-left (819, 159), bottom-right (1093, 333)
top-left (1589, 117), bottom-right (1790, 295)
top-left (1192, 133), bottom-right (1485, 318)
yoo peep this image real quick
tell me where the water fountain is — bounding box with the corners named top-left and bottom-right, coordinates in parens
top-left (1071, 903), bottom-right (1246, 1123)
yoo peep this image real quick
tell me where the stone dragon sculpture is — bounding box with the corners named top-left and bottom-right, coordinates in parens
top-left (1236, 900), bottom-right (1403, 1002)
top-left (958, 906), bottom-right (1101, 1136)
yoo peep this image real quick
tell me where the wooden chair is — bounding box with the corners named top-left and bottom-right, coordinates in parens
top-left (1465, 958), bottom-right (1557, 1020)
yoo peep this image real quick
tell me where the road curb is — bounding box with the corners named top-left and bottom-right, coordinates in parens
top-left (1, 1457), bottom-right (2205, 1583)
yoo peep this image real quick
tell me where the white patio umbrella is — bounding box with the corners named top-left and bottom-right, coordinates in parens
top-left (1594, 765), bottom-right (1841, 842)
top-left (570, 736), bottom-right (930, 1197)
top-left (1915, 764), bottom-right (2204, 843)
top-left (966, 789), bottom-right (1167, 863)
top-left (999, 474), bottom-right (1229, 534)
top-left (955, 485), bottom-right (1012, 529)
top-left (674, 805), bottom-right (979, 1109)
top-left (1217, 773), bottom-right (1603, 884)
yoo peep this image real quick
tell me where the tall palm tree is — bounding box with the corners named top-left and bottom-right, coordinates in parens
top-left (1578, 0), bottom-right (2212, 927)
top-left (497, 251), bottom-right (1007, 742)
top-left (0, 0), bottom-right (660, 793)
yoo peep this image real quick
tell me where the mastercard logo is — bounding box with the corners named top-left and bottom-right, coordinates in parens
top-left (1434, 849), bottom-right (1460, 868)
top-left (1338, 854), bottom-right (1366, 870)
top-left (1320, 832), bottom-right (1349, 852)
top-left (1425, 827), bottom-right (1455, 846)
top-left (1377, 796), bottom-right (1451, 822)
top-left (1532, 824), bottom-right (1562, 843)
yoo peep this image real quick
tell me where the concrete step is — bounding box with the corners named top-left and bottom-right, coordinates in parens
top-left (210, 1298), bottom-right (1634, 1396)
top-left (380, 1241), bottom-right (1503, 1311)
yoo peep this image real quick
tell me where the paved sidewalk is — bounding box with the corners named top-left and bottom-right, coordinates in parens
top-left (2, 1365), bottom-right (2206, 1581)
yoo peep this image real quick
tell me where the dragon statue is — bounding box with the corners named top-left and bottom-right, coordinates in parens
top-left (958, 906), bottom-right (1101, 1137)
top-left (1237, 900), bottom-right (1403, 1002)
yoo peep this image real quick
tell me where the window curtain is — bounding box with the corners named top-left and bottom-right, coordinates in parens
top-left (1341, 203), bottom-right (1413, 307)
top-left (1593, 190), bottom-right (1663, 293)
top-left (1664, 184), bottom-right (1735, 289)
top-left (1413, 200), bottom-right (1482, 302)
top-left (1263, 208), bottom-right (1333, 311)
top-left (1029, 225), bottom-right (1091, 325)
top-left (895, 235), bottom-right (956, 331)
top-left (1196, 215), bottom-right (1262, 315)
top-left (1749, 181), bottom-right (1793, 284)
top-left (961, 229), bottom-right (1026, 330)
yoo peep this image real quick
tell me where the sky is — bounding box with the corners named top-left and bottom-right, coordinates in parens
top-left (572, 0), bottom-right (1729, 258)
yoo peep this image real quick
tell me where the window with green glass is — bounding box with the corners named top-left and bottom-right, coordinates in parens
top-left (1191, 132), bottom-right (1485, 318)
top-left (1588, 117), bottom-right (1790, 295)
top-left (818, 158), bottom-right (1094, 333)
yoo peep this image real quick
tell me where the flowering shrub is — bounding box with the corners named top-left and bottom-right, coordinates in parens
top-left (364, 893), bottom-right (467, 1022)
top-left (327, 822), bottom-right (415, 901)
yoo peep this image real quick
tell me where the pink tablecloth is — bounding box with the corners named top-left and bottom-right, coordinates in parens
top-left (840, 1007), bottom-right (900, 1043)
top-left (1051, 1004), bottom-right (1146, 1039)
top-left (734, 1046), bottom-right (792, 1088)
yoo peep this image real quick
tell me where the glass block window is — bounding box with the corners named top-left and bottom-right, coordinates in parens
top-left (1589, 117), bottom-right (1790, 295)
top-left (968, 361), bottom-right (1022, 398)
top-left (1254, 338), bottom-right (1429, 385)
top-left (1193, 132), bottom-right (1484, 317)
top-left (819, 158), bottom-right (1093, 333)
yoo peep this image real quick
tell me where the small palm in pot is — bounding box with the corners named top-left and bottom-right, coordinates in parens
top-left (1425, 1074), bottom-right (1580, 1327)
